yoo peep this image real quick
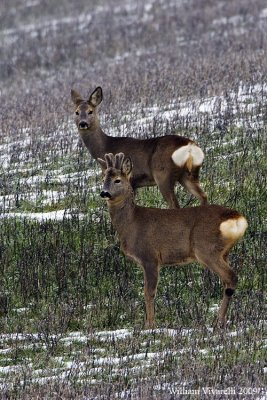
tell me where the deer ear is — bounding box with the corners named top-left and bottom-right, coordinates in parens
top-left (97, 158), bottom-right (107, 171)
top-left (122, 157), bottom-right (132, 177)
top-left (71, 89), bottom-right (84, 105)
top-left (88, 87), bottom-right (103, 107)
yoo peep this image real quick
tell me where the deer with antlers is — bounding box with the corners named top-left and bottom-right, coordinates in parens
top-left (71, 87), bottom-right (207, 208)
top-left (99, 153), bottom-right (248, 328)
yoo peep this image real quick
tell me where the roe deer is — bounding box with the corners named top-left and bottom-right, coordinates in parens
top-left (99, 153), bottom-right (248, 328)
top-left (71, 87), bottom-right (207, 208)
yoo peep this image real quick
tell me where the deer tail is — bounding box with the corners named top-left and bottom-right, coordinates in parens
top-left (171, 143), bottom-right (204, 172)
top-left (220, 216), bottom-right (248, 241)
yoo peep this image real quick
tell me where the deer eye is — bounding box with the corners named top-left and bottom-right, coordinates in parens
top-left (88, 110), bottom-right (93, 115)
top-left (75, 111), bottom-right (79, 115)
top-left (114, 178), bottom-right (121, 184)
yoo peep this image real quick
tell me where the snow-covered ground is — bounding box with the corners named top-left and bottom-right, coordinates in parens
top-left (1, 319), bottom-right (265, 391)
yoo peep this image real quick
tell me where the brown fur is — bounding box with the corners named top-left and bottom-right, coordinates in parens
top-left (71, 87), bottom-right (207, 208)
top-left (100, 153), bottom-right (248, 329)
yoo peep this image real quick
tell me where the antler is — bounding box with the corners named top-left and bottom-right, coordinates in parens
top-left (114, 153), bottom-right (125, 169)
top-left (104, 153), bottom-right (125, 169)
top-left (104, 153), bottom-right (115, 168)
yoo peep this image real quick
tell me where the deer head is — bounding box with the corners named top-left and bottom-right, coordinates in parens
top-left (98, 153), bottom-right (133, 205)
top-left (71, 87), bottom-right (103, 130)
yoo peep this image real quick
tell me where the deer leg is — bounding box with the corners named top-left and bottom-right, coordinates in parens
top-left (180, 170), bottom-right (208, 205)
top-left (196, 253), bottom-right (237, 327)
top-left (153, 171), bottom-right (180, 209)
top-left (216, 284), bottom-right (235, 328)
top-left (214, 267), bottom-right (237, 327)
top-left (143, 264), bottom-right (160, 329)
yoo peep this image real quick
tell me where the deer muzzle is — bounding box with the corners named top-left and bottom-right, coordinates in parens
top-left (79, 121), bottom-right (89, 129)
top-left (100, 191), bottom-right (112, 199)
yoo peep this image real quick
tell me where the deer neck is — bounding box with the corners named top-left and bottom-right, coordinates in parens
top-left (108, 194), bottom-right (135, 237)
top-left (78, 122), bottom-right (107, 159)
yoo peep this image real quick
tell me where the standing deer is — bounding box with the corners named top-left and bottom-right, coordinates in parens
top-left (99, 153), bottom-right (248, 328)
top-left (71, 87), bottom-right (207, 208)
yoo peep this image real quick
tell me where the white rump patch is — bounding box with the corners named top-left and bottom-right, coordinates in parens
top-left (220, 216), bottom-right (248, 240)
top-left (171, 143), bottom-right (204, 167)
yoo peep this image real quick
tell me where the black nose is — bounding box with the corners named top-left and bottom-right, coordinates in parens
top-left (100, 191), bottom-right (112, 199)
top-left (79, 121), bottom-right (88, 129)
